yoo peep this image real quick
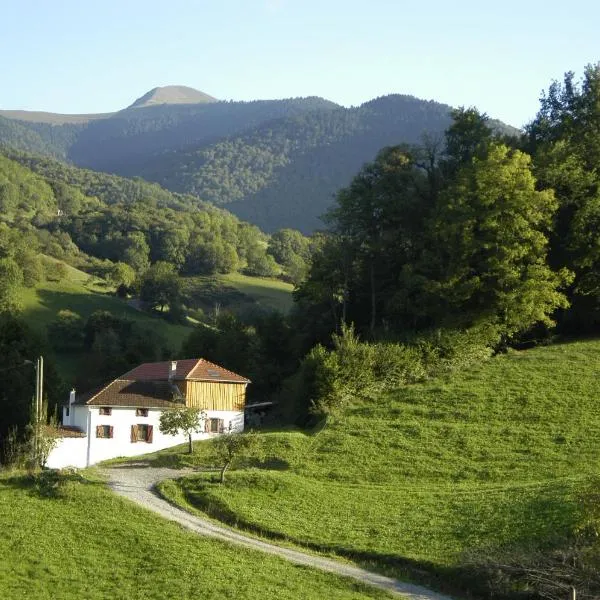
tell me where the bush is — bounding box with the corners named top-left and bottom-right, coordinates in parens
top-left (288, 323), bottom-right (498, 421)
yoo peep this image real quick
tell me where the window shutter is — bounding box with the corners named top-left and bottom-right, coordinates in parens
top-left (147, 425), bottom-right (153, 443)
top-left (218, 419), bottom-right (224, 433)
top-left (96, 425), bottom-right (102, 438)
top-left (109, 426), bottom-right (114, 439)
top-left (204, 418), bottom-right (210, 433)
top-left (131, 425), bottom-right (137, 443)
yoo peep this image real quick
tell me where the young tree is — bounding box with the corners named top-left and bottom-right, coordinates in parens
top-left (210, 432), bottom-right (262, 484)
top-left (159, 407), bottom-right (206, 454)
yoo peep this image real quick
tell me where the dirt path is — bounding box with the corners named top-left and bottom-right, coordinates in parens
top-left (103, 465), bottom-right (455, 600)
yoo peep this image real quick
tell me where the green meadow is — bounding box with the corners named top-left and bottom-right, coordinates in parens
top-left (0, 470), bottom-right (393, 600)
top-left (154, 339), bottom-right (600, 591)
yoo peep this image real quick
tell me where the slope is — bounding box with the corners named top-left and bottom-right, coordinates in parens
top-left (155, 338), bottom-right (600, 595)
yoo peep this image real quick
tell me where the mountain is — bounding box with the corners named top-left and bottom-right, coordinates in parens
top-left (127, 85), bottom-right (217, 108)
top-left (136, 94), bottom-right (519, 232)
top-left (0, 88), bottom-right (520, 233)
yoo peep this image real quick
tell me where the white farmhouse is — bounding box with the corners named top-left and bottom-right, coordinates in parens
top-left (46, 358), bottom-right (249, 469)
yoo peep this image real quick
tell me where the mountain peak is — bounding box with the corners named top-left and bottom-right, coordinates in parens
top-left (127, 85), bottom-right (217, 108)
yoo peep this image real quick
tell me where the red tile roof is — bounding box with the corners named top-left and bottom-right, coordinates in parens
top-left (75, 380), bottom-right (185, 408)
top-left (122, 358), bottom-right (250, 384)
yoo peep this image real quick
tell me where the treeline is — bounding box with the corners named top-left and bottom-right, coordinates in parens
top-left (298, 65), bottom-right (600, 345)
top-left (1, 92), bottom-right (518, 234)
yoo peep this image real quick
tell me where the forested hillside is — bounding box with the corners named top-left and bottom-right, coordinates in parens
top-left (1, 150), bottom-right (288, 280)
top-left (0, 89), bottom-right (518, 233)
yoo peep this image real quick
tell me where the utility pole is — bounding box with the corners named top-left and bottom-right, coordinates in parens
top-left (34, 356), bottom-right (43, 460)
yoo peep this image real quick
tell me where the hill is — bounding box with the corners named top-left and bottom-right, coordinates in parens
top-left (0, 470), bottom-right (391, 600)
top-left (127, 85), bottom-right (217, 108)
top-left (150, 338), bottom-right (600, 597)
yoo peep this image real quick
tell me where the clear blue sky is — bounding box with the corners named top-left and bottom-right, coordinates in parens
top-left (1, 0), bottom-right (598, 127)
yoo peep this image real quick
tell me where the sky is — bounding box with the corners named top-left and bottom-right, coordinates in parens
top-left (1, 0), bottom-right (598, 128)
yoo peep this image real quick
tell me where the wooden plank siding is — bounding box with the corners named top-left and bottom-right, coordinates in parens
top-left (184, 381), bottom-right (246, 411)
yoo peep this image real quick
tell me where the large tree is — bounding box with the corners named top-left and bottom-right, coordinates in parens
top-left (139, 261), bottom-right (181, 313)
top-left (429, 143), bottom-right (570, 336)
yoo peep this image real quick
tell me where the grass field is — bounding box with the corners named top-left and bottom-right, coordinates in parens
top-left (153, 338), bottom-right (600, 592)
top-left (220, 272), bottom-right (294, 313)
top-left (182, 273), bottom-right (294, 317)
top-left (0, 470), bottom-right (393, 600)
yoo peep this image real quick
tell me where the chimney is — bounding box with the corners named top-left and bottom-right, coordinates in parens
top-left (65, 388), bottom-right (76, 425)
top-left (169, 361), bottom-right (177, 381)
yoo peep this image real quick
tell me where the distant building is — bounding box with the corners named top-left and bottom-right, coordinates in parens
top-left (46, 358), bottom-right (249, 468)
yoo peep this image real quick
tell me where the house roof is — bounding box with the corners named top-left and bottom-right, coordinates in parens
top-left (122, 358), bottom-right (250, 384)
top-left (74, 358), bottom-right (249, 408)
top-left (75, 380), bottom-right (184, 408)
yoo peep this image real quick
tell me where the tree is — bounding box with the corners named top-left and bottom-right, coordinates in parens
top-left (525, 64), bottom-right (600, 331)
top-left (430, 143), bottom-right (570, 336)
top-left (108, 262), bottom-right (136, 289)
top-left (159, 407), bottom-right (206, 454)
top-left (210, 432), bottom-right (262, 484)
top-left (47, 309), bottom-right (84, 351)
top-left (0, 257), bottom-right (24, 314)
top-left (123, 231), bottom-right (150, 274)
top-left (442, 107), bottom-right (494, 172)
top-left (324, 145), bottom-right (429, 335)
top-left (139, 261), bottom-right (181, 312)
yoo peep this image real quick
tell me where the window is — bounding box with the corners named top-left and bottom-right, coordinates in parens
top-left (65, 406), bottom-right (70, 417)
top-left (135, 408), bottom-right (149, 417)
top-left (99, 407), bottom-right (112, 416)
top-left (96, 425), bottom-right (113, 439)
top-left (131, 424), bottom-right (153, 443)
top-left (206, 418), bottom-right (224, 434)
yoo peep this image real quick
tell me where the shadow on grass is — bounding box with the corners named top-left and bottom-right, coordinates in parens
top-left (165, 480), bottom-right (467, 597)
top-left (164, 477), bottom-right (584, 600)
top-left (0, 469), bottom-right (101, 499)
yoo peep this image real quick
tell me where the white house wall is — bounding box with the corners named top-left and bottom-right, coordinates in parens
top-left (48, 407), bottom-right (244, 469)
top-left (46, 437), bottom-right (88, 469)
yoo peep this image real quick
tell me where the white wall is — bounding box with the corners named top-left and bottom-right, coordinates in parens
top-left (48, 406), bottom-right (245, 468)
top-left (46, 437), bottom-right (88, 469)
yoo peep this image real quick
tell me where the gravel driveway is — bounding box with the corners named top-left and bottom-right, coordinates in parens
top-left (103, 465), bottom-right (454, 600)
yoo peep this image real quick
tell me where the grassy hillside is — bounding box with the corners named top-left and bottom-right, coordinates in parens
top-left (19, 259), bottom-right (191, 382)
top-left (154, 339), bottom-right (600, 593)
top-left (0, 470), bottom-right (392, 600)
top-left (220, 273), bottom-right (294, 313)
top-left (21, 263), bottom-right (190, 349)
top-left (181, 273), bottom-right (294, 317)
